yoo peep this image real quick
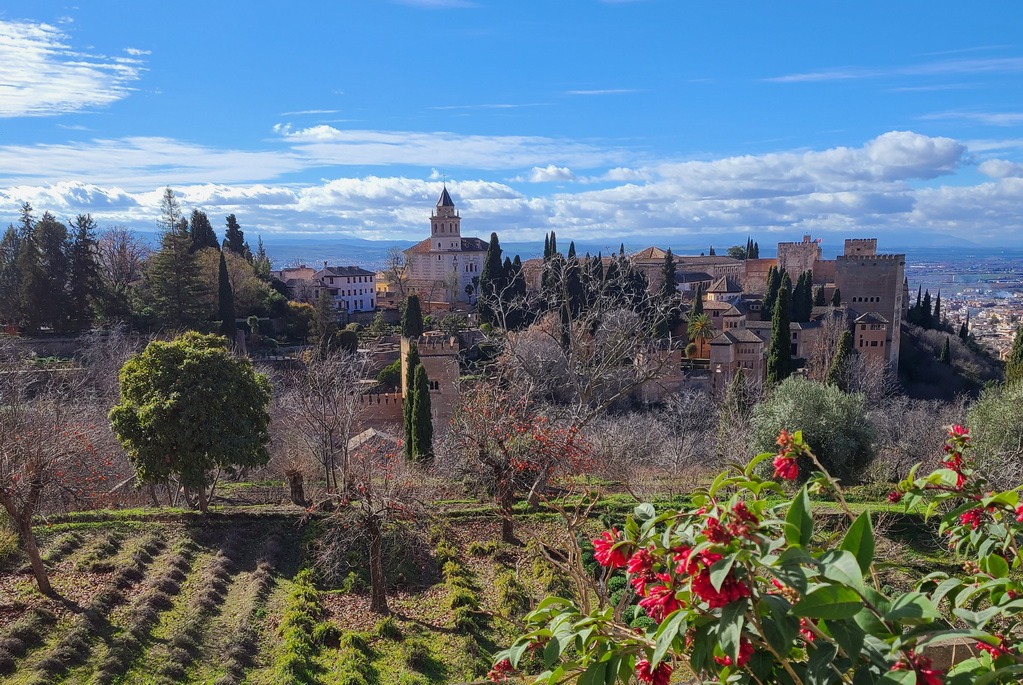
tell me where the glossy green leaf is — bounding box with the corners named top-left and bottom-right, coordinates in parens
top-left (650, 609), bottom-right (685, 667)
top-left (786, 486), bottom-right (813, 547)
top-left (840, 512), bottom-right (875, 575)
top-left (793, 584), bottom-right (863, 619)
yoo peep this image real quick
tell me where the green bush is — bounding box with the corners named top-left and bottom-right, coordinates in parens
top-left (402, 637), bottom-right (431, 671)
top-left (751, 376), bottom-right (874, 482)
top-left (495, 571), bottom-right (530, 617)
top-left (465, 540), bottom-right (498, 557)
top-left (375, 359), bottom-right (402, 389)
top-left (967, 380), bottom-right (1023, 489)
top-left (375, 616), bottom-right (403, 640)
top-left (449, 587), bottom-right (479, 610)
top-left (606, 575), bottom-right (627, 593)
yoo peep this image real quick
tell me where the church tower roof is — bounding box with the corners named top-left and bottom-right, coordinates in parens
top-left (436, 185), bottom-right (455, 208)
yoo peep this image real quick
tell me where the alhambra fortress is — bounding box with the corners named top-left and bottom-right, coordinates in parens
top-left (276, 188), bottom-right (906, 433)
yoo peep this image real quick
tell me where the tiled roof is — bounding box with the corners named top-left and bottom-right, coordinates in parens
top-left (854, 311), bottom-right (890, 325)
top-left (437, 186), bottom-right (455, 207)
top-left (316, 266), bottom-right (376, 278)
top-left (675, 271), bottom-right (712, 283)
top-left (405, 236), bottom-right (488, 254)
top-left (711, 329), bottom-right (764, 345)
top-left (708, 275), bottom-right (743, 293)
top-left (630, 246), bottom-right (670, 261)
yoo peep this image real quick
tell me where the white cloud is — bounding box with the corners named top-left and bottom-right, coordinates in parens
top-left (0, 19), bottom-right (145, 117)
top-left (979, 159), bottom-right (1023, 178)
top-left (512, 165), bottom-right (575, 183)
top-left (565, 89), bottom-right (642, 96)
top-left (766, 56), bottom-right (1023, 83)
top-left (921, 110), bottom-right (1023, 126)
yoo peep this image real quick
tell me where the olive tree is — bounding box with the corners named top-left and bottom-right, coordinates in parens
top-left (966, 380), bottom-right (1023, 489)
top-left (109, 332), bottom-right (271, 512)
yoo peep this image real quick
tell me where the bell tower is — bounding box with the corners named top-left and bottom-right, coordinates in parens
top-left (431, 185), bottom-right (461, 250)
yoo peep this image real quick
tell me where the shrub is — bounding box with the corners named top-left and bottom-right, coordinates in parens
top-left (494, 570), bottom-right (530, 617)
top-left (966, 380), bottom-right (1023, 488)
top-left (606, 574), bottom-right (627, 593)
top-left (751, 376), bottom-right (874, 481)
top-left (466, 540), bottom-right (498, 557)
top-left (449, 587), bottom-right (479, 610)
top-left (402, 637), bottom-right (431, 671)
top-left (441, 560), bottom-right (471, 586)
top-left (375, 616), bottom-right (403, 640)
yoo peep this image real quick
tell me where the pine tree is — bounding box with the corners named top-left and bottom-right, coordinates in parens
top-left (223, 214), bottom-right (246, 255)
top-left (410, 364), bottom-right (433, 463)
top-left (253, 236), bottom-right (271, 280)
top-left (188, 210), bottom-right (219, 252)
top-left (767, 274), bottom-right (793, 385)
top-left (218, 250), bottom-right (236, 342)
top-left (0, 225), bottom-right (21, 322)
top-left (478, 232), bottom-right (505, 325)
top-left (933, 290), bottom-right (942, 327)
top-left (763, 266), bottom-right (780, 319)
top-left (401, 294), bottom-right (424, 338)
top-left (19, 212), bottom-right (70, 332)
top-left (1007, 326), bottom-right (1023, 384)
top-left (939, 336), bottom-right (951, 365)
top-left (826, 329), bottom-right (854, 391)
top-left (144, 203), bottom-right (209, 329)
top-left (921, 290), bottom-right (933, 329)
top-left (67, 214), bottom-right (103, 332)
top-left (831, 287), bottom-right (842, 307)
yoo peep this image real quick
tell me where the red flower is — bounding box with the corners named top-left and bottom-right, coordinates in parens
top-left (714, 638), bottom-right (753, 668)
top-left (692, 568), bottom-right (751, 608)
top-left (773, 455), bottom-right (799, 481)
top-left (799, 618), bottom-right (816, 643)
top-left (593, 528), bottom-right (629, 568)
top-left (627, 548), bottom-right (656, 596)
top-left (887, 490), bottom-right (903, 504)
top-left (1016, 504), bottom-right (1023, 523)
top-left (488, 658), bottom-right (516, 682)
top-left (890, 651), bottom-right (944, 685)
top-left (950, 424), bottom-right (969, 438)
top-left (638, 575), bottom-right (682, 621)
top-left (635, 659), bottom-right (673, 685)
top-left (976, 635), bottom-right (1012, 658)
top-left (959, 508), bottom-right (984, 529)
top-left (704, 517), bottom-right (733, 544)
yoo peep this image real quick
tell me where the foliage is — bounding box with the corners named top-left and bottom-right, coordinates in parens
top-left (376, 358), bottom-right (402, 390)
top-left (767, 273), bottom-right (793, 385)
top-left (402, 295), bottom-right (424, 339)
top-left (409, 365), bottom-right (434, 463)
top-left (1006, 326), bottom-right (1023, 384)
top-left (109, 332), bottom-right (271, 512)
top-left (495, 427), bottom-right (1023, 685)
top-left (826, 329), bottom-right (854, 391)
top-left (218, 250), bottom-right (236, 341)
top-left (142, 189), bottom-right (210, 328)
top-left (966, 380), bottom-right (1023, 489)
top-left (276, 569), bottom-right (325, 683)
top-left (752, 377), bottom-right (874, 482)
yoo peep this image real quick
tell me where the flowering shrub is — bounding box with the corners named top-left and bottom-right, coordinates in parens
top-left (492, 427), bottom-right (1023, 684)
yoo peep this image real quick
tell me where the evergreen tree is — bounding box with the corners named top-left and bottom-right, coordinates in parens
top-left (959, 313), bottom-right (970, 342)
top-left (1007, 326), bottom-right (1023, 384)
top-left (401, 294), bottom-right (424, 338)
top-left (709, 245), bottom-right (716, 256)
top-left (410, 364), bottom-right (433, 463)
top-left (252, 236), bottom-right (271, 280)
top-left (218, 250), bottom-right (236, 342)
top-left (566, 253), bottom-right (585, 317)
top-left (567, 241), bottom-right (576, 259)
top-left (690, 283), bottom-right (704, 318)
top-left (921, 290), bottom-right (933, 329)
top-left (826, 329), bottom-right (854, 391)
top-left (478, 232), bottom-right (505, 325)
top-left (939, 336), bottom-right (951, 365)
top-left (549, 231), bottom-right (558, 257)
top-left (312, 289), bottom-right (337, 356)
top-left (659, 248), bottom-right (677, 301)
top-left (763, 266), bottom-right (782, 319)
top-left (223, 214), bottom-right (246, 255)
top-left (767, 274), bottom-right (793, 385)
top-left (543, 234), bottom-right (551, 261)
top-left (67, 214), bottom-right (103, 332)
top-left (0, 225), bottom-right (21, 322)
top-left (831, 287), bottom-right (842, 307)
top-left (933, 290), bottom-right (942, 327)
top-left (814, 285), bottom-right (826, 307)
top-left (19, 212), bottom-right (70, 332)
top-left (188, 210), bottom-right (219, 252)
top-left (751, 241), bottom-right (759, 259)
top-left (790, 271), bottom-right (812, 323)
top-left (144, 202), bottom-right (209, 329)
top-left (402, 342), bottom-right (421, 459)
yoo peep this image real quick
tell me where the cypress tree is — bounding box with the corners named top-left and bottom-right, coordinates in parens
top-left (253, 236), bottom-right (271, 280)
top-left (831, 287), bottom-right (842, 307)
top-left (401, 294), bottom-right (424, 338)
top-left (959, 312), bottom-right (970, 342)
top-left (921, 290), bottom-right (932, 329)
top-left (567, 241), bottom-right (576, 259)
top-left (1007, 326), bottom-right (1023, 384)
top-left (752, 241), bottom-right (759, 259)
top-left (814, 285), bottom-right (826, 307)
top-left (313, 289), bottom-right (337, 356)
top-left (410, 364), bottom-right (433, 462)
top-left (766, 274), bottom-right (793, 385)
top-left (549, 231), bottom-right (558, 257)
top-left (223, 214), bottom-right (246, 255)
top-left (826, 329), bottom-right (854, 391)
top-left (543, 234), bottom-right (550, 261)
top-left (709, 245), bottom-right (716, 256)
top-left (478, 232), bottom-right (505, 325)
top-left (933, 290), bottom-right (942, 326)
top-left (566, 253), bottom-right (585, 317)
top-left (402, 342), bottom-right (422, 460)
top-left (218, 250), bottom-right (235, 342)
top-left (659, 248), bottom-right (677, 301)
top-left (939, 336), bottom-right (951, 365)
top-left (690, 283), bottom-right (704, 318)
top-left (763, 266), bottom-right (781, 319)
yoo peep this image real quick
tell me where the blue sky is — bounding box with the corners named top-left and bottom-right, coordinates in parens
top-left (2, 0), bottom-right (1023, 250)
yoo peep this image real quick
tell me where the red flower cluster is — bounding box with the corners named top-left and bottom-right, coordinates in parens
top-left (890, 651), bottom-right (944, 685)
top-left (627, 547), bottom-right (656, 595)
top-left (887, 490), bottom-right (903, 504)
top-left (959, 508), bottom-right (984, 529)
top-left (635, 659), bottom-right (672, 685)
top-left (941, 425), bottom-right (971, 490)
top-left (677, 548), bottom-right (751, 609)
top-left (976, 635), bottom-right (1013, 659)
top-left (637, 574), bottom-right (683, 621)
top-left (713, 638), bottom-right (753, 668)
top-left (772, 429), bottom-right (801, 481)
top-left (593, 528), bottom-right (629, 568)
top-left (487, 658), bottom-right (515, 682)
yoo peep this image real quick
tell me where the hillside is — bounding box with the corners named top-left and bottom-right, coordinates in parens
top-left (897, 322), bottom-right (1003, 399)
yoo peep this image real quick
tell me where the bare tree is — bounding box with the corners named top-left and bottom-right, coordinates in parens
top-left (383, 246), bottom-right (409, 300)
top-left (97, 226), bottom-right (150, 298)
top-left (280, 349), bottom-right (367, 494)
top-left (0, 341), bottom-right (91, 594)
top-left (804, 308), bottom-right (846, 383)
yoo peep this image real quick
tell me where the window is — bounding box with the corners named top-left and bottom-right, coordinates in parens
top-left (870, 340), bottom-right (878, 347)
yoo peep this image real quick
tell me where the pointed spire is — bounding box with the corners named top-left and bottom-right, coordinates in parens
top-left (436, 184), bottom-right (455, 207)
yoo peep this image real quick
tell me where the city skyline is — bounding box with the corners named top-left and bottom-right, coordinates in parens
top-left (1, 2), bottom-right (1022, 245)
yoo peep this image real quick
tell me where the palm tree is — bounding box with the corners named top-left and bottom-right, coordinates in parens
top-left (687, 312), bottom-right (715, 359)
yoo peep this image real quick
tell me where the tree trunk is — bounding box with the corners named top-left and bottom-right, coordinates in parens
top-left (497, 480), bottom-right (516, 544)
top-left (18, 518), bottom-right (52, 595)
top-left (196, 485), bottom-right (209, 514)
top-left (368, 516), bottom-right (388, 614)
top-left (286, 470), bottom-right (307, 507)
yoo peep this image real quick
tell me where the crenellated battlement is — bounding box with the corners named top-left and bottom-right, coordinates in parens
top-left (356, 392), bottom-right (403, 406)
top-left (404, 334), bottom-right (459, 354)
top-left (837, 254), bottom-right (905, 263)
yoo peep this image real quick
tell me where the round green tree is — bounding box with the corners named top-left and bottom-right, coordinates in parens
top-left (109, 332), bottom-right (271, 512)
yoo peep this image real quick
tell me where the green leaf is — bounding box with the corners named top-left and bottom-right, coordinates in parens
top-left (980, 553), bottom-right (1009, 579)
top-left (877, 669), bottom-right (916, 685)
top-left (885, 592), bottom-right (940, 624)
top-left (840, 512), bottom-right (875, 575)
top-left (819, 550), bottom-right (866, 595)
top-left (786, 486), bottom-right (813, 547)
top-left (709, 555), bottom-right (737, 592)
top-left (821, 618), bottom-right (864, 659)
top-left (507, 641), bottom-right (529, 668)
top-left (745, 451), bottom-right (774, 477)
top-left (717, 598), bottom-right (747, 664)
top-left (543, 636), bottom-right (562, 668)
top-left (761, 594), bottom-right (799, 655)
top-left (577, 661), bottom-right (607, 685)
top-left (634, 503), bottom-right (656, 521)
top-left (793, 585), bottom-right (863, 619)
top-left (806, 642), bottom-right (839, 685)
top-left (650, 609), bottom-right (686, 667)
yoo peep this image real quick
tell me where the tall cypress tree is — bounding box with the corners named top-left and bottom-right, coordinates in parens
top-left (690, 283), bottom-right (704, 318)
top-left (959, 312), bottom-right (970, 342)
top-left (939, 336), bottom-right (951, 365)
top-left (567, 241), bottom-right (576, 259)
top-left (478, 232), bottom-right (505, 325)
top-left (218, 250), bottom-right (235, 342)
top-left (401, 294), bottom-right (424, 338)
top-left (549, 231), bottom-right (558, 257)
top-left (767, 274), bottom-right (793, 385)
top-left (403, 342), bottom-right (421, 459)
top-left (814, 285), bottom-right (826, 307)
top-left (763, 266), bottom-right (781, 319)
top-left (826, 329), bottom-right (854, 391)
top-left (831, 287), bottom-right (842, 307)
top-left (410, 364), bottom-right (433, 463)
top-left (1006, 326), bottom-right (1023, 384)
top-left (751, 241), bottom-right (759, 259)
top-left (223, 214), bottom-right (246, 255)
top-left (921, 290), bottom-right (933, 329)
top-left (659, 248), bottom-right (677, 301)
top-left (543, 234), bottom-right (551, 261)
top-left (313, 289), bottom-right (337, 356)
top-left (933, 290), bottom-right (942, 327)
